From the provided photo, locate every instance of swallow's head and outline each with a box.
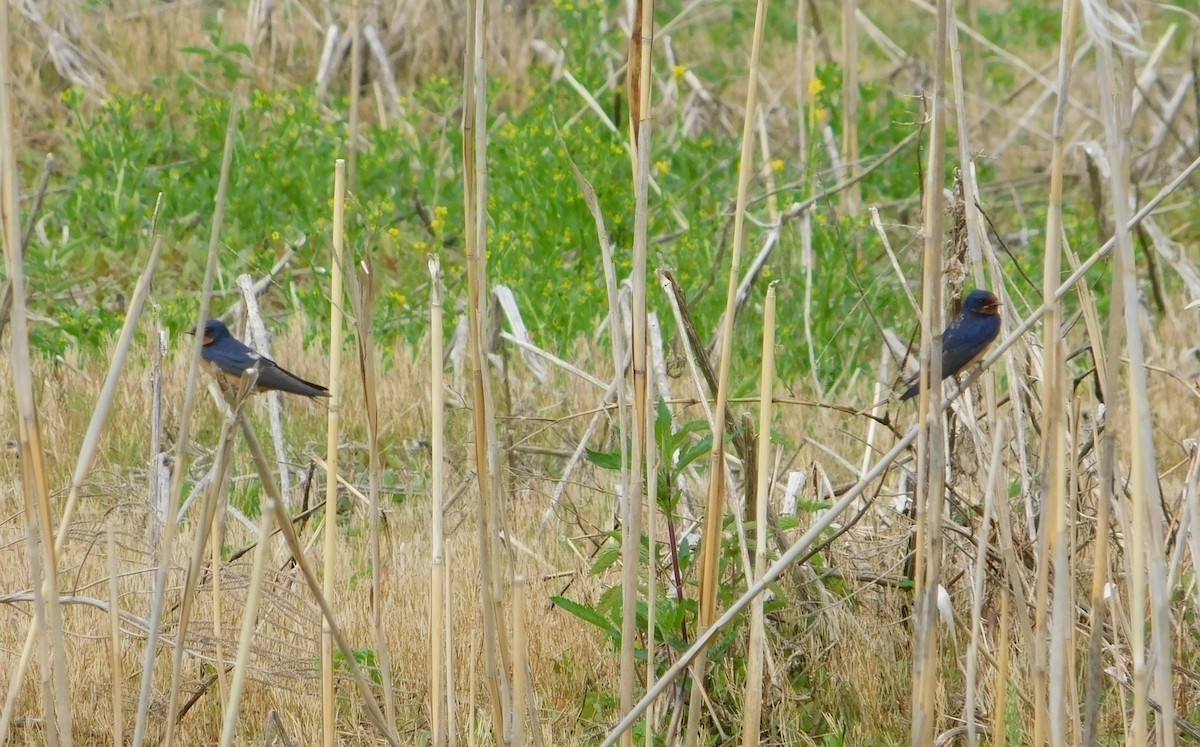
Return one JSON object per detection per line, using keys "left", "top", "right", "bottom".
{"left": 201, "top": 319, "right": 232, "bottom": 347}
{"left": 963, "top": 289, "right": 1002, "bottom": 317}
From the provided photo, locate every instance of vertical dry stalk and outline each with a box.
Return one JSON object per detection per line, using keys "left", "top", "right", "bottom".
{"left": 346, "top": 256, "right": 394, "bottom": 726}
{"left": 643, "top": 345, "right": 659, "bottom": 747}
{"left": 963, "top": 421, "right": 1004, "bottom": 745}
{"left": 686, "top": 1, "right": 769, "bottom": 741}
{"left": 429, "top": 255, "right": 448, "bottom": 746}
{"left": 348, "top": 3, "right": 361, "bottom": 191}
{"left": 1086, "top": 4, "right": 1175, "bottom": 744}
{"left": 623, "top": 1, "right": 654, "bottom": 743}
{"left": 1036, "top": 1, "right": 1080, "bottom": 743}
{"left": 2, "top": 224, "right": 164, "bottom": 739}
{"left": 840, "top": 0, "right": 859, "bottom": 215}
{"left": 741, "top": 282, "right": 778, "bottom": 747}
{"left": 512, "top": 576, "right": 528, "bottom": 747}
{"left": 217, "top": 459, "right": 277, "bottom": 747}
{"left": 142, "top": 8, "right": 261, "bottom": 743}
{"left": 106, "top": 527, "right": 124, "bottom": 746}
{"left": 0, "top": 0, "right": 72, "bottom": 739}
{"left": 910, "top": 0, "right": 950, "bottom": 741}
{"left": 237, "top": 274, "right": 292, "bottom": 505}
{"left": 463, "top": 0, "right": 511, "bottom": 735}
{"left": 321, "top": 158, "right": 348, "bottom": 747}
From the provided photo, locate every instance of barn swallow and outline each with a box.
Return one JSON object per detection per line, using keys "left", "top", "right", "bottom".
{"left": 197, "top": 320, "right": 330, "bottom": 398}
{"left": 900, "top": 289, "right": 1002, "bottom": 401}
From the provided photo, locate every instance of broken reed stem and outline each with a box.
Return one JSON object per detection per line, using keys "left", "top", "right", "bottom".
{"left": 741, "top": 282, "right": 778, "bottom": 747}
{"left": 512, "top": 576, "right": 528, "bottom": 747}
{"left": 348, "top": 2, "right": 361, "bottom": 191}
{"left": 1090, "top": 8, "right": 1176, "bottom": 742}
{"left": 841, "top": 0, "right": 859, "bottom": 216}
{"left": 964, "top": 421, "right": 1005, "bottom": 744}
{"left": 106, "top": 527, "right": 124, "bottom": 747}
{"left": 0, "top": 223, "right": 164, "bottom": 740}
{"left": 623, "top": 0, "right": 654, "bottom": 741}
{"left": 0, "top": 1, "right": 72, "bottom": 738}
{"left": 237, "top": 274, "right": 293, "bottom": 507}
{"left": 238, "top": 417, "right": 400, "bottom": 745}
{"left": 643, "top": 349, "right": 659, "bottom": 747}
{"left": 463, "top": 0, "right": 511, "bottom": 734}
{"left": 217, "top": 461, "right": 276, "bottom": 747}
{"left": 430, "top": 255, "right": 447, "bottom": 747}
{"left": 910, "top": 0, "right": 949, "bottom": 742}
{"left": 322, "top": 158, "right": 347, "bottom": 747}
{"left": 1037, "top": 1, "right": 1079, "bottom": 742}
{"left": 142, "top": 5, "right": 261, "bottom": 741}
{"left": 686, "top": 0, "right": 768, "bottom": 743}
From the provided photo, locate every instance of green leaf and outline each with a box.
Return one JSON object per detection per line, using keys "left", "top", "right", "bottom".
{"left": 550, "top": 596, "right": 618, "bottom": 635}
{"left": 585, "top": 447, "right": 623, "bottom": 471}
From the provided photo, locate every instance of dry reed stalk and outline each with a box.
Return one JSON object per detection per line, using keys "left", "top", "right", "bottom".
{"left": 237, "top": 274, "right": 293, "bottom": 506}
{"left": 910, "top": 0, "right": 949, "bottom": 741}
{"left": 1034, "top": 2, "right": 1080, "bottom": 743}
{"left": 144, "top": 8, "right": 261, "bottom": 743}
{"left": 0, "top": 2, "right": 72, "bottom": 739}
{"left": 464, "top": 0, "right": 512, "bottom": 735}
{"left": 623, "top": 1, "right": 654, "bottom": 742}
{"left": 347, "top": 249, "right": 394, "bottom": 725}
{"left": 348, "top": 4, "right": 361, "bottom": 191}
{"left": 1088, "top": 4, "right": 1176, "bottom": 743}
{"left": 237, "top": 417, "right": 399, "bottom": 745}
{"left": 605, "top": 421, "right": 924, "bottom": 746}
{"left": 217, "top": 452, "right": 277, "bottom": 747}
{"left": 741, "top": 281, "right": 777, "bottom": 747}
{"left": 840, "top": 0, "right": 859, "bottom": 216}
{"left": 963, "top": 421, "right": 1004, "bottom": 745}
{"left": 106, "top": 527, "right": 123, "bottom": 746}
{"left": 321, "top": 158, "right": 347, "bottom": 747}
{"left": 643, "top": 349, "right": 659, "bottom": 747}
{"left": 1, "top": 223, "right": 164, "bottom": 739}
{"left": 429, "top": 255, "right": 448, "bottom": 746}
{"left": 512, "top": 576, "right": 528, "bottom": 747}
{"left": 685, "top": 0, "right": 768, "bottom": 742}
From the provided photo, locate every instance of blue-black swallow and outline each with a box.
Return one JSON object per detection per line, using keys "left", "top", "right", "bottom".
{"left": 198, "top": 320, "right": 329, "bottom": 398}
{"left": 900, "top": 289, "right": 1002, "bottom": 401}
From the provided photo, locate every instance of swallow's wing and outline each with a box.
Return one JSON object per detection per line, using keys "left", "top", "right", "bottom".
{"left": 253, "top": 362, "right": 330, "bottom": 398}
{"left": 940, "top": 314, "right": 1001, "bottom": 378}
{"left": 203, "top": 339, "right": 264, "bottom": 377}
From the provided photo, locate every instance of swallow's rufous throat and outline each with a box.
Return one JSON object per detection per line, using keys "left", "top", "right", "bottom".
{"left": 198, "top": 320, "right": 330, "bottom": 398}
{"left": 900, "top": 289, "right": 1002, "bottom": 401}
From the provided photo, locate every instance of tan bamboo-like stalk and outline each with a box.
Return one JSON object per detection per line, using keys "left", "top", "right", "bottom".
{"left": 1037, "top": 2, "right": 1079, "bottom": 743}
{"left": 145, "top": 8, "right": 260, "bottom": 743}
{"left": 321, "top": 158, "right": 348, "bottom": 747}
{"left": 741, "top": 282, "right": 777, "bottom": 747}
{"left": 0, "top": 2, "right": 72, "bottom": 739}
{"left": 964, "top": 421, "right": 1004, "bottom": 745}
{"left": 990, "top": 589, "right": 1011, "bottom": 747}
{"left": 429, "top": 255, "right": 447, "bottom": 747}
{"left": 643, "top": 346, "right": 658, "bottom": 747}
{"left": 217, "top": 458, "right": 276, "bottom": 747}
{"left": 685, "top": 1, "right": 769, "bottom": 744}
{"left": 347, "top": 253, "right": 394, "bottom": 726}
{"left": 910, "top": 0, "right": 949, "bottom": 742}
{"left": 1, "top": 222, "right": 164, "bottom": 741}
{"left": 348, "top": 2, "right": 361, "bottom": 191}
{"left": 623, "top": 1, "right": 654, "bottom": 743}
{"left": 239, "top": 417, "right": 399, "bottom": 745}
{"left": 106, "top": 527, "right": 124, "bottom": 746}
{"left": 1089, "top": 9, "right": 1174, "bottom": 743}
{"left": 512, "top": 576, "right": 528, "bottom": 747}
{"left": 840, "top": 0, "right": 859, "bottom": 216}
{"left": 463, "top": 0, "right": 511, "bottom": 734}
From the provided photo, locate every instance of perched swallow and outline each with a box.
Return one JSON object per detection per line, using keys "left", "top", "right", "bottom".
{"left": 198, "top": 320, "right": 330, "bottom": 398}
{"left": 900, "top": 289, "right": 1002, "bottom": 401}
